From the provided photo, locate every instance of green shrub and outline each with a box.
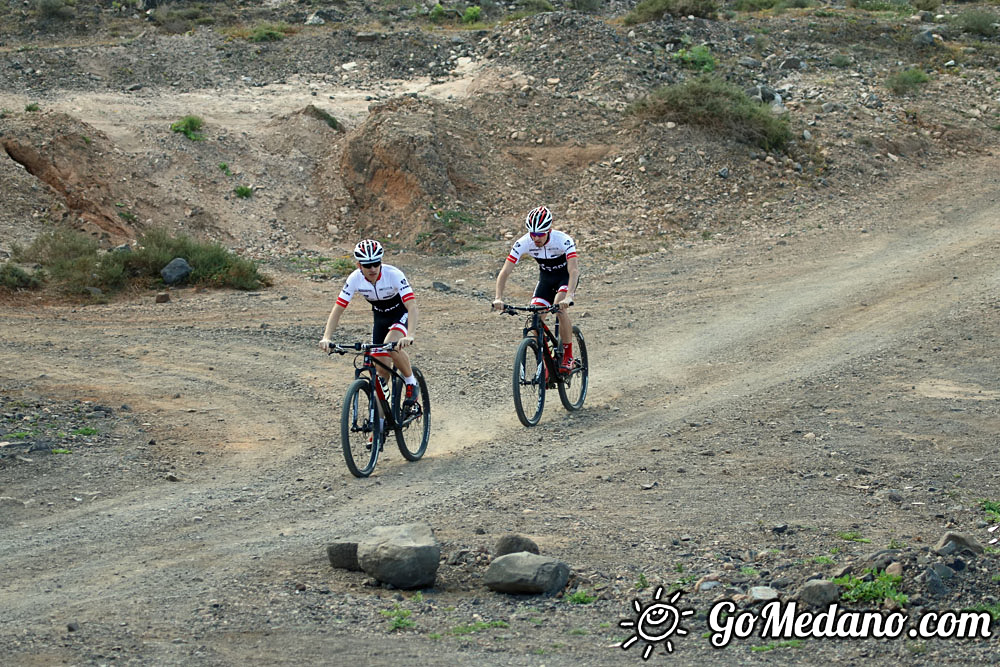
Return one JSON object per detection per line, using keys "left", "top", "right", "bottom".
{"left": 833, "top": 570, "right": 908, "bottom": 606}
{"left": 12, "top": 227, "right": 270, "bottom": 294}
{"left": 673, "top": 44, "right": 715, "bottom": 72}
{"left": 957, "top": 10, "right": 998, "bottom": 37}
{"left": 151, "top": 5, "right": 213, "bottom": 34}
{"left": 886, "top": 68, "right": 929, "bottom": 95}
{"left": 628, "top": 75, "right": 791, "bottom": 151}
{"left": 980, "top": 499, "right": 1000, "bottom": 522}
{"left": 170, "top": 115, "right": 205, "bottom": 141}
{"left": 35, "top": 0, "right": 75, "bottom": 20}
{"left": 462, "top": 5, "right": 481, "bottom": 23}
{"left": 911, "top": 0, "right": 939, "bottom": 11}
{"left": 12, "top": 228, "right": 104, "bottom": 293}
{"left": 846, "top": 0, "right": 909, "bottom": 11}
{"left": 234, "top": 185, "right": 253, "bottom": 198}
{"left": 624, "top": 0, "right": 717, "bottom": 24}
{"left": 732, "top": 0, "right": 776, "bottom": 10}
{"left": 567, "top": 589, "right": 597, "bottom": 604}
{"left": 25, "top": 102, "right": 40, "bottom": 112}
{"left": 429, "top": 3, "right": 447, "bottom": 21}
{"left": 831, "top": 53, "right": 851, "bottom": 68}
{"left": 570, "top": 0, "right": 603, "bottom": 11}
{"left": 249, "top": 22, "right": 293, "bottom": 42}
{"left": 518, "top": 0, "right": 555, "bottom": 12}
{"left": 128, "top": 228, "right": 268, "bottom": 289}
{"left": 0, "top": 262, "right": 43, "bottom": 290}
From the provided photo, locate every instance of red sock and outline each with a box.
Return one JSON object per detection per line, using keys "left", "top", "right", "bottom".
{"left": 564, "top": 342, "right": 572, "bottom": 358}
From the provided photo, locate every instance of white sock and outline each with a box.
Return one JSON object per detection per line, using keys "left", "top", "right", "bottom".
{"left": 404, "top": 374, "right": 416, "bottom": 385}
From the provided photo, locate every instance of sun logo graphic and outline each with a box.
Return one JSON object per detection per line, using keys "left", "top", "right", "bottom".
{"left": 619, "top": 586, "right": 696, "bottom": 659}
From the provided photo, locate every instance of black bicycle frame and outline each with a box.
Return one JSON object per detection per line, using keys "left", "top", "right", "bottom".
{"left": 335, "top": 342, "right": 402, "bottom": 428}
{"left": 507, "top": 305, "right": 564, "bottom": 381}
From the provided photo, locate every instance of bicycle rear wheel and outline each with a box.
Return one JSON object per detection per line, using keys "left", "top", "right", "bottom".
{"left": 513, "top": 337, "right": 545, "bottom": 427}
{"left": 341, "top": 377, "right": 381, "bottom": 478}
{"left": 557, "top": 325, "right": 589, "bottom": 411}
{"left": 394, "top": 367, "right": 430, "bottom": 461}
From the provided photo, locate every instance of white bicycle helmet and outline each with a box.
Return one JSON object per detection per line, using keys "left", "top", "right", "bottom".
{"left": 525, "top": 206, "right": 553, "bottom": 233}
{"left": 353, "top": 239, "right": 384, "bottom": 265}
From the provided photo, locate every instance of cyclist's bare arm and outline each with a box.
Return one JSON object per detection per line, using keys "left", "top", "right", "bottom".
{"left": 557, "top": 255, "right": 580, "bottom": 310}
{"left": 394, "top": 299, "right": 418, "bottom": 349}
{"left": 493, "top": 260, "right": 515, "bottom": 310}
{"left": 320, "top": 302, "right": 347, "bottom": 350}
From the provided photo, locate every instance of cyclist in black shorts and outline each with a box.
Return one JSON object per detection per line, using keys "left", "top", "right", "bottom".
{"left": 319, "top": 239, "right": 421, "bottom": 406}
{"left": 492, "top": 206, "right": 580, "bottom": 373}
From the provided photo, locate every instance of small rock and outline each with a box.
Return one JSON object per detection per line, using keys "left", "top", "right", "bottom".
{"left": 495, "top": 534, "right": 539, "bottom": 557}
{"left": 798, "top": 579, "right": 839, "bottom": 607}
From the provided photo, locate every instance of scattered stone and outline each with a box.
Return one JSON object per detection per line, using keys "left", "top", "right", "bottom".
{"left": 922, "top": 567, "right": 946, "bottom": 597}
{"left": 748, "top": 586, "right": 780, "bottom": 603}
{"left": 327, "top": 541, "right": 361, "bottom": 571}
{"left": 799, "top": 579, "right": 840, "bottom": 607}
{"left": 494, "top": 534, "right": 539, "bottom": 557}
{"left": 484, "top": 552, "right": 569, "bottom": 595}
{"left": 933, "top": 531, "right": 984, "bottom": 556}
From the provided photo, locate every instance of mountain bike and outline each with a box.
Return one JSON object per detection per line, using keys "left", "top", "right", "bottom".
{"left": 501, "top": 304, "right": 589, "bottom": 427}
{"left": 328, "top": 341, "right": 430, "bottom": 477}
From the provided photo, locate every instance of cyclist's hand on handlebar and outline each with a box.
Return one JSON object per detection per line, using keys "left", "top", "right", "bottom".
{"left": 395, "top": 336, "right": 414, "bottom": 350}
{"left": 558, "top": 299, "right": 573, "bottom": 312}
{"left": 319, "top": 338, "right": 333, "bottom": 351}
{"left": 491, "top": 299, "right": 504, "bottom": 312}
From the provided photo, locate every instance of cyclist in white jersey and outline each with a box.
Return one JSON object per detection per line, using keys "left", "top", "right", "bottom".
{"left": 492, "top": 206, "right": 580, "bottom": 373}
{"left": 319, "top": 239, "right": 421, "bottom": 406}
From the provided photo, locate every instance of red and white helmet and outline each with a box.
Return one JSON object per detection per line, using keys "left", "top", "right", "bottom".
{"left": 353, "top": 239, "right": 384, "bottom": 265}
{"left": 524, "top": 206, "right": 553, "bottom": 233}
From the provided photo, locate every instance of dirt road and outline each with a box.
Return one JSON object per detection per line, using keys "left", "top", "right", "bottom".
{"left": 2, "top": 151, "right": 998, "bottom": 664}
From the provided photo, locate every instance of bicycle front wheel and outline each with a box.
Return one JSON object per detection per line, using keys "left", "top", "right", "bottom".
{"left": 513, "top": 337, "right": 545, "bottom": 427}
{"left": 558, "top": 325, "right": 589, "bottom": 411}
{"left": 394, "top": 367, "right": 430, "bottom": 461}
{"left": 341, "top": 377, "right": 381, "bottom": 478}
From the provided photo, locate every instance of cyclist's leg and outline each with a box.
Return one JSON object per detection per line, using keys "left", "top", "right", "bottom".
{"left": 553, "top": 285, "right": 573, "bottom": 334}
{"left": 371, "top": 314, "right": 394, "bottom": 386}
{"left": 385, "top": 323, "right": 412, "bottom": 379}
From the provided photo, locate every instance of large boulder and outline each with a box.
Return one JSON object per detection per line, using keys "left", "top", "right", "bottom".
{"left": 484, "top": 552, "right": 569, "bottom": 595}
{"left": 356, "top": 523, "right": 440, "bottom": 589}
{"left": 160, "top": 257, "right": 192, "bottom": 285}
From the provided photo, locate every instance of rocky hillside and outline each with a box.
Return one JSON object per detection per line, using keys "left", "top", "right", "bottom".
{"left": 1, "top": 1, "right": 999, "bottom": 261}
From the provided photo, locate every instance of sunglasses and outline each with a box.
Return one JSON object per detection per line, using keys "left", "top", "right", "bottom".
{"left": 529, "top": 232, "right": 548, "bottom": 238}
{"left": 360, "top": 261, "right": 381, "bottom": 269}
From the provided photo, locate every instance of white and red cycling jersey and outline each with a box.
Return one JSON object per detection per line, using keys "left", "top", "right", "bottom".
{"left": 505, "top": 230, "right": 578, "bottom": 273}
{"left": 335, "top": 264, "right": 415, "bottom": 314}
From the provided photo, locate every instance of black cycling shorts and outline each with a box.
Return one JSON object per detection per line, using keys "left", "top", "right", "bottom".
{"left": 532, "top": 268, "right": 571, "bottom": 306}
{"left": 372, "top": 308, "right": 409, "bottom": 356}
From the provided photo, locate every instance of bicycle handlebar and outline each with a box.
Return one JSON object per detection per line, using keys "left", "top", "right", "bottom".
{"left": 327, "top": 341, "right": 399, "bottom": 355}
{"left": 501, "top": 304, "right": 561, "bottom": 315}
